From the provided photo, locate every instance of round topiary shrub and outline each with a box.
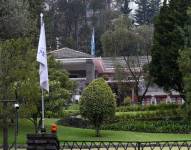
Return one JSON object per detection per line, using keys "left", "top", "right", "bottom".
{"left": 80, "top": 78, "right": 116, "bottom": 137}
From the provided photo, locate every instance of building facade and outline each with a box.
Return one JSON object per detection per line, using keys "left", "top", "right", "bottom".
{"left": 50, "top": 47, "right": 184, "bottom": 105}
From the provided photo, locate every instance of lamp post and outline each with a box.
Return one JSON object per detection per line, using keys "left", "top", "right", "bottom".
{"left": 14, "top": 103, "right": 19, "bottom": 150}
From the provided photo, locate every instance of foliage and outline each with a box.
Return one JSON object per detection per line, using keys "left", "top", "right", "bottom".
{"left": 116, "top": 104, "right": 179, "bottom": 112}
{"left": 150, "top": 0, "right": 191, "bottom": 94}
{"left": 115, "top": 109, "right": 181, "bottom": 121}
{"left": 45, "top": 56, "right": 75, "bottom": 117}
{"left": 103, "top": 120, "right": 191, "bottom": 133}
{"left": 101, "top": 15, "right": 153, "bottom": 104}
{"left": 101, "top": 16, "right": 139, "bottom": 56}
{"left": 123, "top": 96, "right": 131, "bottom": 106}
{"left": 0, "top": 37, "right": 40, "bottom": 144}
{"left": 80, "top": 78, "right": 116, "bottom": 137}
{"left": 0, "top": 0, "right": 43, "bottom": 42}
{"left": 135, "top": 0, "right": 161, "bottom": 25}
{"left": 178, "top": 7, "right": 191, "bottom": 121}
{"left": 101, "top": 15, "right": 153, "bottom": 56}
{"left": 178, "top": 48, "right": 191, "bottom": 120}
{"left": 67, "top": 103, "right": 80, "bottom": 110}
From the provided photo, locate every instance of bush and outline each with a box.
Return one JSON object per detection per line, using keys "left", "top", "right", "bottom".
{"left": 115, "top": 109, "right": 182, "bottom": 121}
{"left": 57, "top": 117, "right": 90, "bottom": 128}
{"left": 62, "top": 110, "right": 80, "bottom": 118}
{"left": 102, "top": 120, "right": 191, "bottom": 133}
{"left": 80, "top": 78, "right": 116, "bottom": 137}
{"left": 123, "top": 96, "right": 131, "bottom": 106}
{"left": 116, "top": 104, "right": 179, "bottom": 112}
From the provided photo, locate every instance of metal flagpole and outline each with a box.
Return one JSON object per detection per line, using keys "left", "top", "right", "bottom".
{"left": 40, "top": 14, "right": 45, "bottom": 132}
{"left": 41, "top": 89, "right": 45, "bottom": 131}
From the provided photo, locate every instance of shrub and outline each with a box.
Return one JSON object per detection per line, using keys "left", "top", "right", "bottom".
{"left": 102, "top": 120, "right": 191, "bottom": 133}
{"left": 115, "top": 109, "right": 182, "bottom": 121}
{"left": 80, "top": 78, "right": 116, "bottom": 137}
{"left": 123, "top": 96, "right": 131, "bottom": 106}
{"left": 116, "top": 104, "right": 179, "bottom": 112}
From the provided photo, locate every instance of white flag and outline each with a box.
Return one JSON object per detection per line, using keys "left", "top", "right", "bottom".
{"left": 37, "top": 14, "right": 49, "bottom": 92}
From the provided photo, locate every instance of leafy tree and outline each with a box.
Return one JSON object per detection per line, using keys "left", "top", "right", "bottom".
{"left": 45, "top": 56, "right": 75, "bottom": 116}
{"left": 150, "top": 0, "right": 191, "bottom": 95}
{"left": 80, "top": 78, "right": 116, "bottom": 137}
{"left": 0, "top": 38, "right": 35, "bottom": 149}
{"left": 20, "top": 55, "right": 75, "bottom": 133}
{"left": 0, "top": 0, "right": 30, "bottom": 41}
{"left": 101, "top": 16, "right": 139, "bottom": 56}
{"left": 101, "top": 16, "right": 152, "bottom": 104}
{"left": 0, "top": 0, "right": 44, "bottom": 42}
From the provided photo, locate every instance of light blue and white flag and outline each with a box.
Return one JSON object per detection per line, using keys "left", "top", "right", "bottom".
{"left": 91, "top": 28, "right": 95, "bottom": 56}
{"left": 37, "top": 13, "right": 49, "bottom": 92}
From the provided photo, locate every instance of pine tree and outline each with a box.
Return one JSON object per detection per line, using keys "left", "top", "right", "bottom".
{"left": 148, "top": 0, "right": 161, "bottom": 23}
{"left": 150, "top": 0, "right": 191, "bottom": 95}
{"left": 135, "top": 0, "right": 150, "bottom": 24}
{"left": 135, "top": 0, "right": 161, "bottom": 25}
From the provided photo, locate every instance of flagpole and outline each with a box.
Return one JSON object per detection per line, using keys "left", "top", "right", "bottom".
{"left": 41, "top": 89, "right": 45, "bottom": 132}
{"left": 40, "top": 13, "right": 45, "bottom": 133}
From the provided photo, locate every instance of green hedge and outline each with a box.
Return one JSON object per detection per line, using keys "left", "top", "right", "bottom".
{"left": 102, "top": 120, "right": 191, "bottom": 133}
{"left": 116, "top": 104, "right": 179, "bottom": 112}
{"left": 115, "top": 109, "right": 181, "bottom": 121}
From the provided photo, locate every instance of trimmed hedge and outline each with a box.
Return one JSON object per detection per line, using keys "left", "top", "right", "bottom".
{"left": 102, "top": 120, "right": 191, "bottom": 133}
{"left": 116, "top": 104, "right": 179, "bottom": 112}
{"left": 115, "top": 109, "right": 182, "bottom": 121}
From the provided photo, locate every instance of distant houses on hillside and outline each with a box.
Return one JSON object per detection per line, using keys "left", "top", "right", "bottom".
{"left": 49, "top": 47, "right": 184, "bottom": 105}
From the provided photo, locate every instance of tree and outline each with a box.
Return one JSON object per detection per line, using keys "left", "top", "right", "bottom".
{"left": 80, "top": 78, "right": 116, "bottom": 137}
{"left": 20, "top": 55, "right": 75, "bottom": 133}
{"left": 178, "top": 48, "right": 191, "bottom": 120}
{"left": 45, "top": 56, "right": 75, "bottom": 116}
{"left": 101, "top": 16, "right": 152, "bottom": 104}
{"left": 0, "top": 38, "right": 35, "bottom": 150}
{"left": 0, "top": 0, "right": 44, "bottom": 42}
{"left": 135, "top": 0, "right": 150, "bottom": 24}
{"left": 46, "top": 0, "right": 87, "bottom": 50}
{"left": 135, "top": 0, "right": 161, "bottom": 25}
{"left": 178, "top": 7, "right": 191, "bottom": 120}
{"left": 101, "top": 16, "right": 139, "bottom": 56}
{"left": 150, "top": 0, "right": 191, "bottom": 96}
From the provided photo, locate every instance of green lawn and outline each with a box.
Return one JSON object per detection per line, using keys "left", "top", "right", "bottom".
{"left": 0, "top": 118, "right": 191, "bottom": 144}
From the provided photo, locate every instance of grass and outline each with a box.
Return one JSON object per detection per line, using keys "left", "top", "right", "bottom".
{"left": 1, "top": 118, "right": 191, "bottom": 144}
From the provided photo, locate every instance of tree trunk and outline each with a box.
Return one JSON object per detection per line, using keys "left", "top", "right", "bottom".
{"left": 140, "top": 79, "right": 151, "bottom": 104}
{"left": 135, "top": 83, "right": 141, "bottom": 104}
{"left": 95, "top": 126, "right": 100, "bottom": 137}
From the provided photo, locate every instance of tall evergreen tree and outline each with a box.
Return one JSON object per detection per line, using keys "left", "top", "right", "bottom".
{"left": 148, "top": 0, "right": 161, "bottom": 23}
{"left": 135, "top": 0, "right": 150, "bottom": 24}
{"left": 135, "top": 0, "right": 160, "bottom": 25}
{"left": 150, "top": 0, "right": 191, "bottom": 96}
